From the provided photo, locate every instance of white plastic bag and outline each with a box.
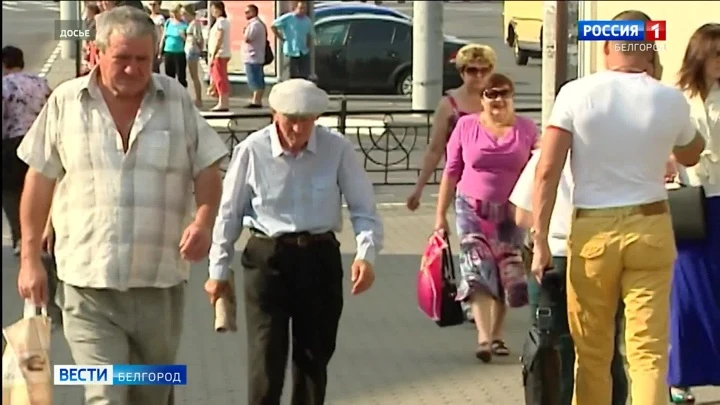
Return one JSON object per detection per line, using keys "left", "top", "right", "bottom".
{"left": 1, "top": 302, "right": 52, "bottom": 405}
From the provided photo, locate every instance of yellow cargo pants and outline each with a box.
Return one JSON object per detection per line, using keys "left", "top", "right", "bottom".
{"left": 566, "top": 200, "right": 676, "bottom": 405}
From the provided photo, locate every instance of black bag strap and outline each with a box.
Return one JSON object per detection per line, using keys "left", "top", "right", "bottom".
{"left": 536, "top": 270, "right": 562, "bottom": 333}
{"left": 441, "top": 232, "right": 457, "bottom": 282}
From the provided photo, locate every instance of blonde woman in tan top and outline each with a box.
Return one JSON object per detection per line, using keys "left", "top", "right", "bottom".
{"left": 407, "top": 44, "right": 497, "bottom": 211}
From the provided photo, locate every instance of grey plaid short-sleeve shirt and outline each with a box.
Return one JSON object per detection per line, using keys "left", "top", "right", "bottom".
{"left": 17, "top": 70, "right": 229, "bottom": 291}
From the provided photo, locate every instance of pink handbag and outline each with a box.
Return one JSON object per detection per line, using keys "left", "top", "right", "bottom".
{"left": 417, "top": 231, "right": 464, "bottom": 327}
{"left": 417, "top": 231, "right": 446, "bottom": 321}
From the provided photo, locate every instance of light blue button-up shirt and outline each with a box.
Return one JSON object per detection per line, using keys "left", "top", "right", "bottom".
{"left": 208, "top": 124, "right": 384, "bottom": 280}
{"left": 272, "top": 12, "right": 313, "bottom": 58}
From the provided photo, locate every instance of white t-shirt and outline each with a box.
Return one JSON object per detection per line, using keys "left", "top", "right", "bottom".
{"left": 509, "top": 151, "right": 574, "bottom": 257}
{"left": 151, "top": 14, "right": 165, "bottom": 26}
{"left": 548, "top": 71, "right": 697, "bottom": 208}
{"left": 209, "top": 16, "right": 232, "bottom": 58}
{"left": 151, "top": 14, "right": 165, "bottom": 47}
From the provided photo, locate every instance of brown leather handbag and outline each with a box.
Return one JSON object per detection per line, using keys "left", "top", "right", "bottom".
{"left": 667, "top": 183, "right": 707, "bottom": 241}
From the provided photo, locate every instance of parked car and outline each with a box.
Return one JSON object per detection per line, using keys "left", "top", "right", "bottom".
{"left": 314, "top": 2, "right": 411, "bottom": 21}
{"left": 502, "top": 0, "right": 542, "bottom": 65}
{"left": 314, "top": 14, "right": 467, "bottom": 95}
{"left": 502, "top": 0, "right": 579, "bottom": 67}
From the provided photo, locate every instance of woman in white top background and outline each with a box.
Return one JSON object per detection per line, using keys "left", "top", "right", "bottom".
{"left": 148, "top": 1, "right": 166, "bottom": 73}
{"left": 182, "top": 5, "right": 204, "bottom": 108}
{"left": 667, "top": 22, "right": 720, "bottom": 404}
{"left": 208, "top": 0, "right": 232, "bottom": 112}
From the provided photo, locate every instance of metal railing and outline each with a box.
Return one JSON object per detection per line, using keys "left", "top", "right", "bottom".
{"left": 203, "top": 99, "right": 541, "bottom": 186}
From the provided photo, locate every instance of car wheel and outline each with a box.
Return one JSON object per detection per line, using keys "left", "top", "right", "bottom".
{"left": 396, "top": 71, "right": 412, "bottom": 96}
{"left": 513, "top": 37, "right": 530, "bottom": 66}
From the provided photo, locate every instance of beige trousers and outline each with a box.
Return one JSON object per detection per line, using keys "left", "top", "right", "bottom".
{"left": 61, "top": 282, "right": 186, "bottom": 405}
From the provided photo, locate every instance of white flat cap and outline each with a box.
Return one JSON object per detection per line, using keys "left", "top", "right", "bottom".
{"left": 268, "top": 79, "right": 329, "bottom": 116}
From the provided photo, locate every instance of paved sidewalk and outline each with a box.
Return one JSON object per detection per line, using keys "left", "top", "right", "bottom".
{"left": 3, "top": 207, "right": 720, "bottom": 404}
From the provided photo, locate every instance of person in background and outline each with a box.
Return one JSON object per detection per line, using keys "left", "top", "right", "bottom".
{"left": 116, "top": 0, "right": 145, "bottom": 9}
{"left": 407, "top": 44, "right": 495, "bottom": 211}
{"left": 208, "top": 0, "right": 231, "bottom": 112}
{"left": 272, "top": 1, "right": 314, "bottom": 80}
{"left": 206, "top": 79, "right": 383, "bottom": 405}
{"left": 2, "top": 46, "right": 51, "bottom": 257}
{"left": 80, "top": 3, "right": 101, "bottom": 76}
{"left": 667, "top": 22, "right": 720, "bottom": 404}
{"left": 16, "top": 7, "right": 228, "bottom": 404}
{"left": 242, "top": 3, "right": 267, "bottom": 109}
{"left": 161, "top": 4, "right": 188, "bottom": 87}
{"left": 148, "top": 1, "right": 165, "bottom": 73}
{"left": 407, "top": 43, "right": 496, "bottom": 322}
{"left": 436, "top": 73, "right": 535, "bottom": 361}
{"left": 99, "top": 0, "right": 116, "bottom": 12}
{"left": 182, "top": 5, "right": 204, "bottom": 108}
{"left": 531, "top": 10, "right": 706, "bottom": 405}
{"left": 509, "top": 80, "right": 629, "bottom": 405}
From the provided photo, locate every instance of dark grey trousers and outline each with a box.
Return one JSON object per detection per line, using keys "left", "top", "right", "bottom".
{"left": 288, "top": 54, "right": 311, "bottom": 80}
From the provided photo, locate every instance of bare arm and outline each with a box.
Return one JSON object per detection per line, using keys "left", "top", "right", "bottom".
{"left": 435, "top": 115, "right": 465, "bottom": 222}
{"left": 157, "top": 21, "right": 166, "bottom": 56}
{"left": 306, "top": 24, "right": 314, "bottom": 49}
{"left": 193, "top": 163, "right": 223, "bottom": 230}
{"left": 413, "top": 98, "right": 452, "bottom": 194}
{"left": 15, "top": 95, "right": 64, "bottom": 263}
{"left": 271, "top": 26, "right": 284, "bottom": 41}
{"left": 436, "top": 174, "right": 458, "bottom": 220}
{"left": 532, "top": 127, "right": 571, "bottom": 242}
{"left": 673, "top": 134, "right": 705, "bottom": 167}
{"left": 187, "top": 92, "right": 230, "bottom": 230}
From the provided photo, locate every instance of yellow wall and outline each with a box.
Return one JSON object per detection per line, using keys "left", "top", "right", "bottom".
{"left": 582, "top": 1, "right": 720, "bottom": 86}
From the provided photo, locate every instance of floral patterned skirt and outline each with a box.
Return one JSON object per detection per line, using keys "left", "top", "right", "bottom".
{"left": 454, "top": 193, "right": 528, "bottom": 308}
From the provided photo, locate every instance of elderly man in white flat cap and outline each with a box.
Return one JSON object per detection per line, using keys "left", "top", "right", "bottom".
{"left": 206, "top": 78, "right": 384, "bottom": 405}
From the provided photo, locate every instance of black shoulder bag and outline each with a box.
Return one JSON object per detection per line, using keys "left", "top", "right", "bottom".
{"left": 263, "top": 40, "right": 275, "bottom": 66}
{"left": 522, "top": 270, "right": 562, "bottom": 405}
{"left": 667, "top": 183, "right": 707, "bottom": 241}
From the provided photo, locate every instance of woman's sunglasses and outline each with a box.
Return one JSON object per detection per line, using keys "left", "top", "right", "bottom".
{"left": 463, "top": 66, "right": 492, "bottom": 76}
{"left": 483, "top": 88, "right": 512, "bottom": 99}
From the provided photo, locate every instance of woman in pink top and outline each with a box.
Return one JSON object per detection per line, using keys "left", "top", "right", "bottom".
{"left": 435, "top": 73, "right": 536, "bottom": 361}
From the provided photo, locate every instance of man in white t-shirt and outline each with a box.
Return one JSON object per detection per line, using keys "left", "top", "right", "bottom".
{"left": 530, "top": 10, "right": 706, "bottom": 405}
{"left": 510, "top": 149, "right": 627, "bottom": 405}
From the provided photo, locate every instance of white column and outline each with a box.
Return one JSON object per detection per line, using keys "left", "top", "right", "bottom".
{"left": 412, "top": 2, "right": 443, "bottom": 110}
{"left": 541, "top": 1, "right": 557, "bottom": 128}
{"left": 60, "top": 0, "right": 79, "bottom": 60}
{"left": 541, "top": 1, "right": 570, "bottom": 127}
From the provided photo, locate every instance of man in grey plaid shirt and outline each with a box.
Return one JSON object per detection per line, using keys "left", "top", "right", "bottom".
{"left": 16, "top": 6, "right": 228, "bottom": 405}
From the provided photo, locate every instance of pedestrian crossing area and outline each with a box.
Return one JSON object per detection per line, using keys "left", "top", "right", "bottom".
{"left": 2, "top": 0, "right": 59, "bottom": 13}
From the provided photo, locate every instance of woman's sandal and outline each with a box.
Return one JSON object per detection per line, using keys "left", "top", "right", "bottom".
{"left": 491, "top": 340, "right": 510, "bottom": 356}
{"left": 669, "top": 387, "right": 695, "bottom": 404}
{"left": 475, "top": 342, "right": 492, "bottom": 363}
